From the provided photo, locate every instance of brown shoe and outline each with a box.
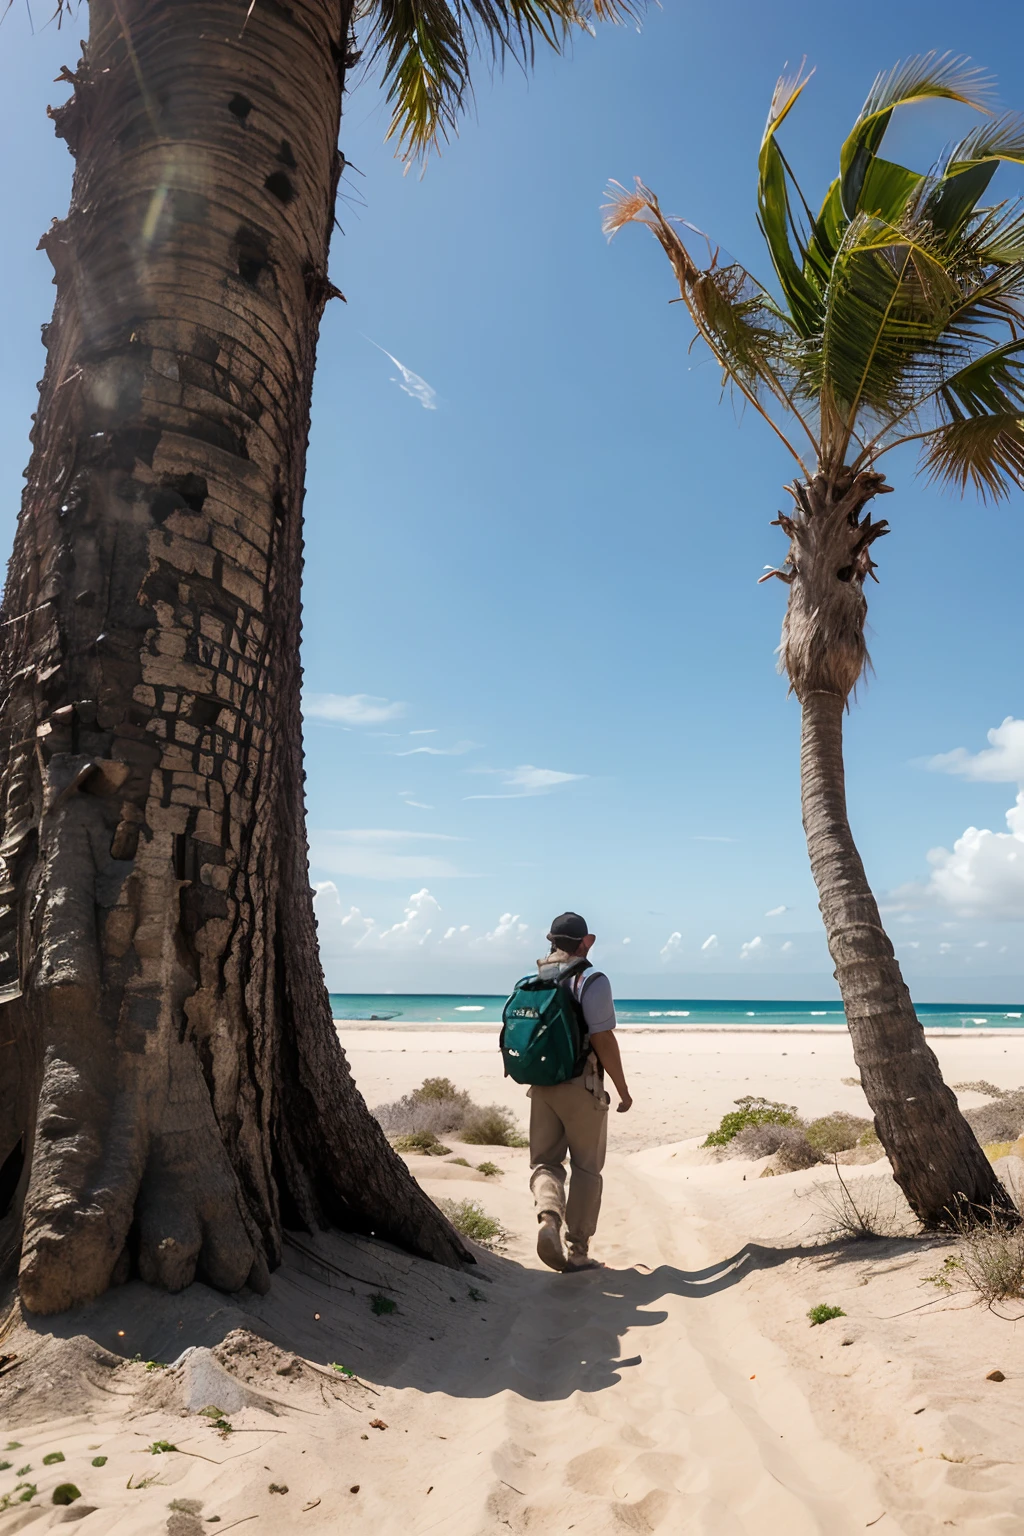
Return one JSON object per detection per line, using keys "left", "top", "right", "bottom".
{"left": 565, "top": 1246, "right": 603, "bottom": 1271}
{"left": 537, "top": 1216, "right": 567, "bottom": 1272}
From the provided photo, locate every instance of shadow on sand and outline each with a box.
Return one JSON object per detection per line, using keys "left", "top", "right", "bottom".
{"left": 9, "top": 1227, "right": 932, "bottom": 1409}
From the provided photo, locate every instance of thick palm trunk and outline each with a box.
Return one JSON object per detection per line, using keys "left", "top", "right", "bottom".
{"left": 777, "top": 471, "right": 1012, "bottom": 1226}
{"left": 0, "top": 0, "right": 467, "bottom": 1316}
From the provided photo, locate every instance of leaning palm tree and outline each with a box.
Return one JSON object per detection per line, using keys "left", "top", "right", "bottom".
{"left": 0, "top": 0, "right": 635, "bottom": 1316}
{"left": 605, "top": 54, "right": 1024, "bottom": 1225}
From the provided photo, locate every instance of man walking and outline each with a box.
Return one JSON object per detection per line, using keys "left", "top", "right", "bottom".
{"left": 526, "top": 912, "right": 631, "bottom": 1272}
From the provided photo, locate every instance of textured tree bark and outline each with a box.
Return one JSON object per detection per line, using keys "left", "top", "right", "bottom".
{"left": 774, "top": 470, "right": 1013, "bottom": 1225}
{"left": 0, "top": 0, "right": 468, "bottom": 1316}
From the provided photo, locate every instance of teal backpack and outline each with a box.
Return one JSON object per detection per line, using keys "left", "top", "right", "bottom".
{"left": 500, "top": 961, "right": 595, "bottom": 1086}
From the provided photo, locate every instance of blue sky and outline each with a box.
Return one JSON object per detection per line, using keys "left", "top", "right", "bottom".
{"left": 2, "top": 0, "right": 1024, "bottom": 998}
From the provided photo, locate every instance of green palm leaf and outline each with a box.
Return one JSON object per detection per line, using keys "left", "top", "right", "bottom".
{"left": 615, "top": 53, "right": 1024, "bottom": 499}
{"left": 363, "top": 0, "right": 638, "bottom": 161}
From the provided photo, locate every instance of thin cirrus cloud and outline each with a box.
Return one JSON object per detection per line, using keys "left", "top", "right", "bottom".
{"left": 397, "top": 740, "right": 480, "bottom": 757}
{"left": 303, "top": 692, "right": 405, "bottom": 726}
{"left": 740, "top": 935, "right": 763, "bottom": 959}
{"left": 701, "top": 934, "right": 718, "bottom": 952}
{"left": 366, "top": 337, "right": 438, "bottom": 411}
{"left": 465, "top": 765, "right": 587, "bottom": 800}
{"left": 764, "top": 905, "right": 789, "bottom": 917}
{"left": 660, "top": 932, "right": 682, "bottom": 960}
{"left": 309, "top": 829, "right": 468, "bottom": 881}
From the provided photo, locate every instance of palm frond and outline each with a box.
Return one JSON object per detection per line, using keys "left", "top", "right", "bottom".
{"left": 948, "top": 112, "right": 1024, "bottom": 173}
{"left": 603, "top": 180, "right": 814, "bottom": 464}
{"left": 364, "top": 0, "right": 638, "bottom": 162}
{"left": 840, "top": 53, "right": 993, "bottom": 219}
{"left": 923, "top": 412, "right": 1024, "bottom": 498}
{"left": 927, "top": 115, "right": 1024, "bottom": 237}
{"left": 758, "top": 62, "right": 823, "bottom": 335}
{"left": 814, "top": 215, "right": 962, "bottom": 446}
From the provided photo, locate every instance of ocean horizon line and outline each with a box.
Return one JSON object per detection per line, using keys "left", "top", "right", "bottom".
{"left": 328, "top": 992, "right": 1024, "bottom": 1028}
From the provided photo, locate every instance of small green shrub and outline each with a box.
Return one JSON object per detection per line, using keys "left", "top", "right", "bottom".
{"left": 391, "top": 1130, "right": 451, "bottom": 1156}
{"left": 370, "top": 1292, "right": 397, "bottom": 1316}
{"left": 42, "top": 1452, "right": 64, "bottom": 1466}
{"left": 805, "top": 1112, "right": 873, "bottom": 1155}
{"left": 436, "top": 1197, "right": 507, "bottom": 1248}
{"left": 91, "top": 1456, "right": 107, "bottom": 1467}
{"left": 808, "top": 1303, "right": 846, "bottom": 1325}
{"left": 461, "top": 1106, "right": 527, "bottom": 1147}
{"left": 331, "top": 1363, "right": 355, "bottom": 1377}
{"left": 953, "top": 1080, "right": 1007, "bottom": 1098}
{"left": 703, "top": 1096, "right": 800, "bottom": 1148}
{"left": 3, "top": 1443, "right": 21, "bottom": 1451}
{"left": 476, "top": 1162, "right": 502, "bottom": 1177}
{"left": 0, "top": 1462, "right": 9, "bottom": 1472}
{"left": 52, "top": 1484, "right": 80, "bottom": 1507}
{"left": 16, "top": 1465, "right": 30, "bottom": 1477}
{"left": 149, "top": 1440, "right": 177, "bottom": 1454}
{"left": 858, "top": 1124, "right": 880, "bottom": 1146}
{"left": 411, "top": 1077, "right": 470, "bottom": 1106}
{"left": 449, "top": 1157, "right": 471, "bottom": 1166}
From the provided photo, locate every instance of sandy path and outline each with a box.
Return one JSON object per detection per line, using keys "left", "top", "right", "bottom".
{"left": 392, "top": 1146, "right": 892, "bottom": 1536}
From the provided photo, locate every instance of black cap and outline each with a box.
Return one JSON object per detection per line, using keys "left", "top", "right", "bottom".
{"left": 547, "top": 911, "right": 589, "bottom": 944}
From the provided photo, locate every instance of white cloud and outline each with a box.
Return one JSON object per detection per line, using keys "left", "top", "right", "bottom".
{"left": 309, "top": 829, "right": 467, "bottom": 881}
{"left": 660, "top": 932, "right": 682, "bottom": 960}
{"left": 314, "top": 885, "right": 533, "bottom": 958}
{"left": 765, "top": 905, "right": 789, "bottom": 917}
{"left": 397, "top": 741, "right": 479, "bottom": 757}
{"left": 897, "top": 792, "right": 1024, "bottom": 919}
{"left": 781, "top": 940, "right": 793, "bottom": 952}
{"left": 465, "top": 765, "right": 586, "bottom": 800}
{"left": 304, "top": 692, "right": 405, "bottom": 726}
{"left": 928, "top": 718, "right": 1024, "bottom": 782}
{"left": 368, "top": 338, "right": 438, "bottom": 410}
{"left": 401, "top": 800, "right": 434, "bottom": 810}
{"left": 409, "top": 729, "right": 438, "bottom": 736}
{"left": 701, "top": 934, "right": 718, "bottom": 952}
{"left": 740, "top": 935, "right": 763, "bottom": 959}
{"left": 622, "top": 937, "right": 632, "bottom": 945}
{"left": 693, "top": 835, "right": 737, "bottom": 843}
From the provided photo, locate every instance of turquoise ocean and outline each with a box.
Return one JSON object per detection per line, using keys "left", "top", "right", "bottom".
{"left": 330, "top": 995, "right": 1024, "bottom": 1028}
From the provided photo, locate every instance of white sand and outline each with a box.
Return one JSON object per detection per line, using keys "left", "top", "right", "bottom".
{"left": 2, "top": 1025, "right": 1024, "bottom": 1534}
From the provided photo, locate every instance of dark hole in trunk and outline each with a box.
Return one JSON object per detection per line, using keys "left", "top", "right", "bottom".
{"left": 236, "top": 226, "right": 269, "bottom": 287}
{"left": 0, "top": 1137, "right": 25, "bottom": 1220}
{"left": 264, "top": 171, "right": 294, "bottom": 204}
{"left": 277, "top": 140, "right": 297, "bottom": 168}
{"left": 836, "top": 565, "right": 854, "bottom": 582}
{"left": 228, "top": 93, "right": 253, "bottom": 121}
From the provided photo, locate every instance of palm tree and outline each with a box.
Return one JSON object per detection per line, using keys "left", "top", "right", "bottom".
{"left": 605, "top": 54, "right": 1024, "bottom": 1225}
{"left": 0, "top": 0, "right": 636, "bottom": 1316}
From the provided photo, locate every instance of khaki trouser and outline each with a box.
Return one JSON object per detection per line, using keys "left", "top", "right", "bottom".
{"left": 528, "top": 1067, "right": 610, "bottom": 1253}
